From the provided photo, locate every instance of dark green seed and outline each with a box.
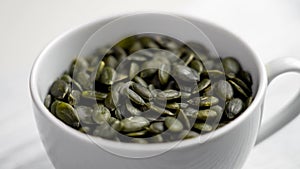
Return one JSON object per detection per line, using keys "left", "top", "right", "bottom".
{"left": 50, "top": 100, "right": 62, "bottom": 116}
{"left": 103, "top": 55, "right": 118, "bottom": 68}
{"left": 126, "top": 100, "right": 142, "bottom": 116}
{"left": 44, "top": 94, "right": 52, "bottom": 109}
{"left": 133, "top": 76, "right": 148, "bottom": 88}
{"left": 68, "top": 90, "right": 81, "bottom": 105}
{"left": 56, "top": 102, "right": 80, "bottom": 128}
{"left": 121, "top": 116, "right": 150, "bottom": 132}
{"left": 214, "top": 80, "right": 234, "bottom": 100}
{"left": 50, "top": 79, "right": 69, "bottom": 99}
{"left": 126, "top": 88, "right": 146, "bottom": 105}
{"left": 226, "top": 98, "right": 244, "bottom": 119}
{"left": 76, "top": 106, "right": 94, "bottom": 124}
{"left": 192, "top": 78, "right": 211, "bottom": 94}
{"left": 189, "top": 59, "right": 204, "bottom": 74}
{"left": 99, "top": 67, "right": 116, "bottom": 85}
{"left": 92, "top": 104, "right": 111, "bottom": 124}
{"left": 172, "top": 64, "right": 200, "bottom": 81}
{"left": 193, "top": 123, "right": 213, "bottom": 132}
{"left": 146, "top": 103, "right": 175, "bottom": 116}
{"left": 187, "top": 96, "right": 219, "bottom": 107}
{"left": 60, "top": 74, "right": 72, "bottom": 84}
{"left": 165, "top": 117, "right": 183, "bottom": 132}
{"left": 228, "top": 80, "right": 248, "bottom": 98}
{"left": 157, "top": 89, "right": 181, "bottom": 100}
{"left": 129, "top": 62, "right": 139, "bottom": 80}
{"left": 239, "top": 70, "right": 253, "bottom": 85}
{"left": 222, "top": 57, "right": 241, "bottom": 74}
{"left": 158, "top": 64, "right": 171, "bottom": 85}
{"left": 149, "top": 122, "right": 165, "bottom": 134}
{"left": 131, "top": 82, "right": 153, "bottom": 100}
{"left": 197, "top": 109, "right": 218, "bottom": 120}
{"left": 81, "top": 90, "right": 107, "bottom": 101}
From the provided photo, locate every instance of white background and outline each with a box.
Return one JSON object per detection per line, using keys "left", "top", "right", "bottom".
{"left": 1, "top": 0, "right": 300, "bottom": 168}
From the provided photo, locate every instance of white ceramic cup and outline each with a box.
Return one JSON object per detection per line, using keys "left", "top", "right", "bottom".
{"left": 30, "top": 13, "right": 300, "bottom": 169}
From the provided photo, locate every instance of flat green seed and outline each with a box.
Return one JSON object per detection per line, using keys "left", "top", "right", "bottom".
{"left": 165, "top": 102, "right": 181, "bottom": 110}
{"left": 131, "top": 138, "right": 148, "bottom": 144}
{"left": 238, "top": 70, "right": 253, "bottom": 85}
{"left": 151, "top": 134, "right": 164, "bottom": 143}
{"left": 50, "top": 79, "right": 69, "bottom": 99}
{"left": 126, "top": 100, "right": 142, "bottom": 116}
{"left": 148, "top": 122, "right": 165, "bottom": 134}
{"left": 76, "top": 106, "right": 94, "bottom": 124}
{"left": 111, "top": 120, "right": 123, "bottom": 132}
{"left": 193, "top": 123, "right": 213, "bottom": 132}
{"left": 184, "top": 53, "right": 195, "bottom": 66}
{"left": 50, "top": 100, "right": 62, "bottom": 116}
{"left": 92, "top": 104, "right": 111, "bottom": 124}
{"left": 214, "top": 80, "right": 234, "bottom": 100}
{"left": 226, "top": 98, "right": 244, "bottom": 119}
{"left": 133, "top": 76, "right": 148, "bottom": 88}
{"left": 202, "top": 70, "right": 225, "bottom": 78}
{"left": 157, "top": 89, "right": 181, "bottom": 100}
{"left": 245, "top": 96, "right": 253, "bottom": 107}
{"left": 81, "top": 90, "right": 108, "bottom": 101}
{"left": 158, "top": 64, "right": 170, "bottom": 85}
{"left": 192, "top": 79, "right": 211, "bottom": 94}
{"left": 179, "top": 130, "right": 200, "bottom": 140}
{"left": 187, "top": 96, "right": 219, "bottom": 107}
{"left": 95, "top": 61, "right": 105, "bottom": 81}
{"left": 44, "top": 94, "right": 52, "bottom": 109}
{"left": 197, "top": 109, "right": 218, "bottom": 120}
{"left": 121, "top": 116, "right": 150, "bottom": 132}
{"left": 177, "top": 109, "right": 191, "bottom": 129}
{"left": 75, "top": 71, "right": 91, "bottom": 90}
{"left": 126, "top": 88, "right": 146, "bottom": 105}
{"left": 165, "top": 117, "right": 183, "bottom": 132}
{"left": 189, "top": 59, "right": 204, "bottom": 74}
{"left": 56, "top": 102, "right": 80, "bottom": 128}
{"left": 222, "top": 57, "right": 241, "bottom": 74}
{"left": 126, "top": 130, "right": 148, "bottom": 137}
{"left": 140, "top": 36, "right": 159, "bottom": 48}
{"left": 146, "top": 103, "right": 175, "bottom": 116}
{"left": 68, "top": 90, "right": 81, "bottom": 105}
{"left": 93, "top": 124, "right": 115, "bottom": 139}
{"left": 104, "top": 93, "right": 116, "bottom": 110}
{"left": 228, "top": 80, "right": 248, "bottom": 98}
{"left": 99, "top": 67, "right": 116, "bottom": 85}
{"left": 131, "top": 82, "right": 153, "bottom": 100}
{"left": 103, "top": 55, "right": 118, "bottom": 68}
{"left": 182, "top": 107, "right": 198, "bottom": 119}
{"left": 129, "top": 62, "right": 140, "bottom": 80}
{"left": 231, "top": 77, "right": 252, "bottom": 95}
{"left": 172, "top": 64, "right": 200, "bottom": 81}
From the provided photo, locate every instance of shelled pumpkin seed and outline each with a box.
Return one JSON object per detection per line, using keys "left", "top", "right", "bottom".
{"left": 44, "top": 34, "right": 254, "bottom": 143}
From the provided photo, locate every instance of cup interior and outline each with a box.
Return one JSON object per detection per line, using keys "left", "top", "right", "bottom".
{"left": 30, "top": 13, "right": 266, "bottom": 154}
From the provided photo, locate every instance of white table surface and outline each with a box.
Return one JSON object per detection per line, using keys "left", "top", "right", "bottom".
{"left": 1, "top": 0, "right": 300, "bottom": 168}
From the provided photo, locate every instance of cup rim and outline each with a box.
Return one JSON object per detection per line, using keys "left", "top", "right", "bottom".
{"left": 29, "top": 12, "right": 268, "bottom": 152}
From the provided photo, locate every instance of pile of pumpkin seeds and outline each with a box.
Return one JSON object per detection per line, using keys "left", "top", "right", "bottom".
{"left": 44, "top": 34, "right": 253, "bottom": 144}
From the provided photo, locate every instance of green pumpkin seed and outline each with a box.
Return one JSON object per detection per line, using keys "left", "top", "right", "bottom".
{"left": 193, "top": 123, "right": 213, "bottom": 132}
{"left": 157, "top": 89, "right": 181, "bottom": 100}
{"left": 126, "top": 100, "right": 142, "bottom": 116}
{"left": 165, "top": 117, "right": 183, "bottom": 132}
{"left": 192, "top": 78, "right": 211, "bottom": 94}
{"left": 231, "top": 77, "right": 252, "bottom": 95}
{"left": 93, "top": 123, "right": 115, "bottom": 139}
{"left": 146, "top": 103, "right": 175, "bottom": 116}
{"left": 222, "top": 57, "right": 241, "bottom": 74}
{"left": 103, "top": 55, "right": 118, "bottom": 68}
{"left": 131, "top": 82, "right": 153, "bottom": 100}
{"left": 197, "top": 109, "right": 218, "bottom": 120}
{"left": 121, "top": 116, "right": 150, "bottom": 132}
{"left": 238, "top": 70, "right": 253, "bottom": 85}
{"left": 129, "top": 62, "right": 139, "bottom": 80}
{"left": 226, "top": 98, "right": 244, "bottom": 119}
{"left": 79, "top": 126, "right": 90, "bottom": 133}
{"left": 133, "top": 76, "right": 148, "bottom": 88}
{"left": 177, "top": 109, "right": 191, "bottom": 129}
{"left": 158, "top": 64, "right": 171, "bottom": 85}
{"left": 140, "top": 36, "right": 159, "bottom": 48}
{"left": 111, "top": 119, "right": 123, "bottom": 132}
{"left": 148, "top": 122, "right": 165, "bottom": 134}
{"left": 76, "top": 106, "right": 94, "bottom": 124}
{"left": 104, "top": 93, "right": 116, "bottom": 110}
{"left": 228, "top": 80, "right": 248, "bottom": 98}
{"left": 56, "top": 102, "right": 80, "bottom": 128}
{"left": 214, "top": 80, "right": 234, "bottom": 100}
{"left": 92, "top": 104, "right": 111, "bottom": 124}
{"left": 95, "top": 61, "right": 105, "bottom": 81}
{"left": 44, "top": 94, "right": 52, "bottom": 109}
{"left": 68, "top": 90, "right": 81, "bottom": 105}
{"left": 187, "top": 96, "right": 219, "bottom": 107}
{"left": 172, "top": 64, "right": 200, "bottom": 81}
{"left": 245, "top": 96, "right": 253, "bottom": 107}
{"left": 81, "top": 90, "right": 107, "bottom": 101}
{"left": 50, "top": 79, "right": 69, "bottom": 99}
{"left": 99, "top": 67, "right": 116, "bottom": 85}
{"left": 151, "top": 134, "right": 164, "bottom": 143}
{"left": 126, "top": 88, "right": 146, "bottom": 105}
{"left": 126, "top": 130, "right": 148, "bottom": 137}
{"left": 50, "top": 100, "right": 62, "bottom": 116}
{"left": 179, "top": 130, "right": 200, "bottom": 140}
{"left": 189, "top": 59, "right": 204, "bottom": 74}
{"left": 60, "top": 74, "right": 73, "bottom": 84}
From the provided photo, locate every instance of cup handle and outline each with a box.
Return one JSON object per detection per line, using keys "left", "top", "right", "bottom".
{"left": 255, "top": 57, "right": 300, "bottom": 145}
